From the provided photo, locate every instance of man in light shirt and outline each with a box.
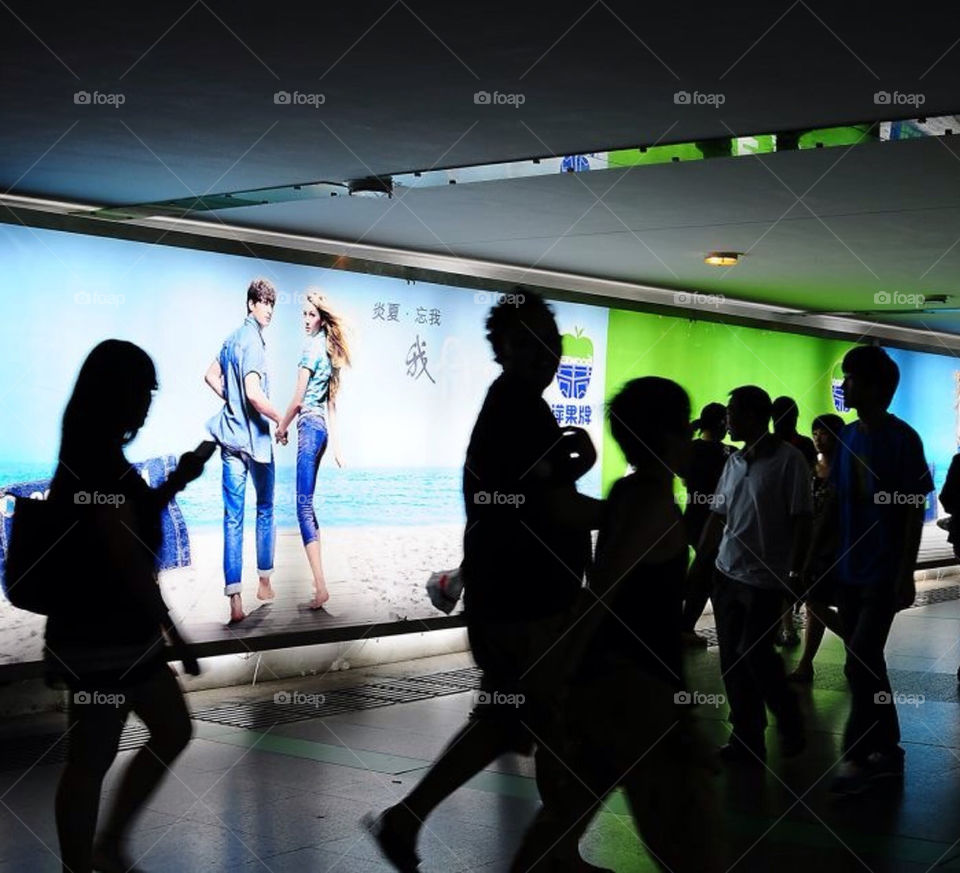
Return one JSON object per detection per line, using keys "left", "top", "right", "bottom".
{"left": 691, "top": 385, "right": 812, "bottom": 765}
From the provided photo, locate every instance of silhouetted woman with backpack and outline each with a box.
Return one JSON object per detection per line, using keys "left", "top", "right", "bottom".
{"left": 46, "top": 340, "right": 206, "bottom": 873}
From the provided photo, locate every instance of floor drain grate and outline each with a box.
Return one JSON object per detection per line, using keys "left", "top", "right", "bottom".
{"left": 191, "top": 694, "right": 389, "bottom": 729}
{"left": 0, "top": 723, "right": 150, "bottom": 772}
{"left": 699, "top": 627, "right": 719, "bottom": 648}
{"left": 190, "top": 666, "right": 485, "bottom": 730}
{"left": 914, "top": 584, "right": 960, "bottom": 607}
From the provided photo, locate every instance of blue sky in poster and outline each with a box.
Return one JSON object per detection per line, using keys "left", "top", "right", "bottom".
{"left": 0, "top": 224, "right": 608, "bottom": 523}
{"left": 885, "top": 345, "right": 960, "bottom": 496}
{"left": 0, "top": 223, "right": 499, "bottom": 469}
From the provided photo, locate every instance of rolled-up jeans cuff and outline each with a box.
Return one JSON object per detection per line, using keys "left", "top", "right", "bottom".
{"left": 224, "top": 582, "right": 242, "bottom": 597}
{"left": 257, "top": 568, "right": 274, "bottom": 578}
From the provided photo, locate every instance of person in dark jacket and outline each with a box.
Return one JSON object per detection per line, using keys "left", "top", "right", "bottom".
{"left": 680, "top": 401, "right": 732, "bottom": 645}
{"left": 787, "top": 414, "right": 847, "bottom": 683}
{"left": 47, "top": 340, "right": 206, "bottom": 873}
{"left": 773, "top": 396, "right": 818, "bottom": 648}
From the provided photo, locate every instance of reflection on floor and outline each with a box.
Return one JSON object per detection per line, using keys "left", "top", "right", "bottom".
{"left": 4, "top": 598, "right": 960, "bottom": 872}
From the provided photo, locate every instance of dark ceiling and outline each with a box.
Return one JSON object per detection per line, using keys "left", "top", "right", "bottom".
{"left": 3, "top": 1, "right": 960, "bottom": 331}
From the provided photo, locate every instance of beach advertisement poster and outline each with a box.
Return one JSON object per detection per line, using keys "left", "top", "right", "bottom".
{"left": 0, "top": 224, "right": 606, "bottom": 666}
{"left": 0, "top": 222, "right": 956, "bottom": 669}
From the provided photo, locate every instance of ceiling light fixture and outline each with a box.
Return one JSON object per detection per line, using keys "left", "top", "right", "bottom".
{"left": 704, "top": 251, "right": 741, "bottom": 266}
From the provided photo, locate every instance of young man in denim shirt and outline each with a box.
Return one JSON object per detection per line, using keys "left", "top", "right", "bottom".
{"left": 205, "top": 278, "right": 284, "bottom": 623}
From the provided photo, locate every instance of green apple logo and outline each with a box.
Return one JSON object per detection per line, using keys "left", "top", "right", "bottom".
{"left": 831, "top": 360, "right": 848, "bottom": 413}
{"left": 558, "top": 327, "right": 594, "bottom": 399}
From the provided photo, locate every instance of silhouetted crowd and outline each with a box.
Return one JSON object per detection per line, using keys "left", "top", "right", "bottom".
{"left": 40, "top": 289, "right": 936, "bottom": 872}
{"left": 366, "top": 292, "right": 934, "bottom": 871}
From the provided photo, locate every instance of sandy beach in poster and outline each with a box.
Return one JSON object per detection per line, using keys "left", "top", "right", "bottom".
{"left": 1, "top": 521, "right": 957, "bottom": 667}
{"left": 0, "top": 525, "right": 465, "bottom": 667}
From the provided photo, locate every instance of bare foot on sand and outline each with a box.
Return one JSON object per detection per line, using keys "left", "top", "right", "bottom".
{"left": 257, "top": 578, "right": 276, "bottom": 601}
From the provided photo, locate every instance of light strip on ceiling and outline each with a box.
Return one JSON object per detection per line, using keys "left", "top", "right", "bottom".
{"left": 4, "top": 192, "right": 960, "bottom": 355}
{"left": 72, "top": 113, "right": 960, "bottom": 223}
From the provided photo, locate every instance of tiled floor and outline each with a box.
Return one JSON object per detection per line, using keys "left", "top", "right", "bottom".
{"left": 4, "top": 601, "right": 960, "bottom": 872}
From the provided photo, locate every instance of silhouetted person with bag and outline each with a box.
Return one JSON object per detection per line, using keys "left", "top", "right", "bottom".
{"left": 46, "top": 340, "right": 206, "bottom": 873}
{"left": 366, "top": 291, "right": 605, "bottom": 873}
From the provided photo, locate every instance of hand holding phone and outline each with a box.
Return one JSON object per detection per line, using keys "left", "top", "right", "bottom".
{"left": 172, "top": 440, "right": 217, "bottom": 489}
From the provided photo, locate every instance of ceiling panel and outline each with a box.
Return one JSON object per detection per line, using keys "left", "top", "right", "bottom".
{"left": 3, "top": 1, "right": 960, "bottom": 332}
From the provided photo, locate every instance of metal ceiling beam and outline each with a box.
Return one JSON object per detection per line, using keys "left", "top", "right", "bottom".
{"left": 4, "top": 192, "right": 960, "bottom": 355}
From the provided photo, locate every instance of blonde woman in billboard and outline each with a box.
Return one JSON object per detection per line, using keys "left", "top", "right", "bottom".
{"left": 276, "top": 290, "right": 351, "bottom": 609}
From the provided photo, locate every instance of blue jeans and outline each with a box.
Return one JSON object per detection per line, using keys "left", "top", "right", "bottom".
{"left": 296, "top": 414, "right": 328, "bottom": 545}
{"left": 221, "top": 447, "right": 275, "bottom": 596}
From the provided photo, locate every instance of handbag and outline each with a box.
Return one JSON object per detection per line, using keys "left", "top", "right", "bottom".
{"left": 3, "top": 496, "right": 86, "bottom": 616}
{"left": 426, "top": 566, "right": 463, "bottom": 614}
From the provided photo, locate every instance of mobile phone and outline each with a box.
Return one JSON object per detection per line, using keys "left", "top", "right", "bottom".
{"left": 194, "top": 440, "right": 218, "bottom": 462}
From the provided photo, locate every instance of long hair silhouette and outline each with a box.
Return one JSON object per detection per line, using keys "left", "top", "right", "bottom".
{"left": 56, "top": 339, "right": 157, "bottom": 485}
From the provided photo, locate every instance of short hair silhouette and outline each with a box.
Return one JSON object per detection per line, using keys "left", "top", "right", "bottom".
{"left": 692, "top": 402, "right": 726, "bottom": 434}
{"left": 812, "top": 413, "right": 845, "bottom": 436}
{"left": 484, "top": 287, "right": 558, "bottom": 364}
{"left": 728, "top": 385, "right": 772, "bottom": 425}
{"left": 772, "top": 396, "right": 800, "bottom": 434}
{"left": 842, "top": 345, "right": 900, "bottom": 408}
{"left": 608, "top": 377, "right": 690, "bottom": 468}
